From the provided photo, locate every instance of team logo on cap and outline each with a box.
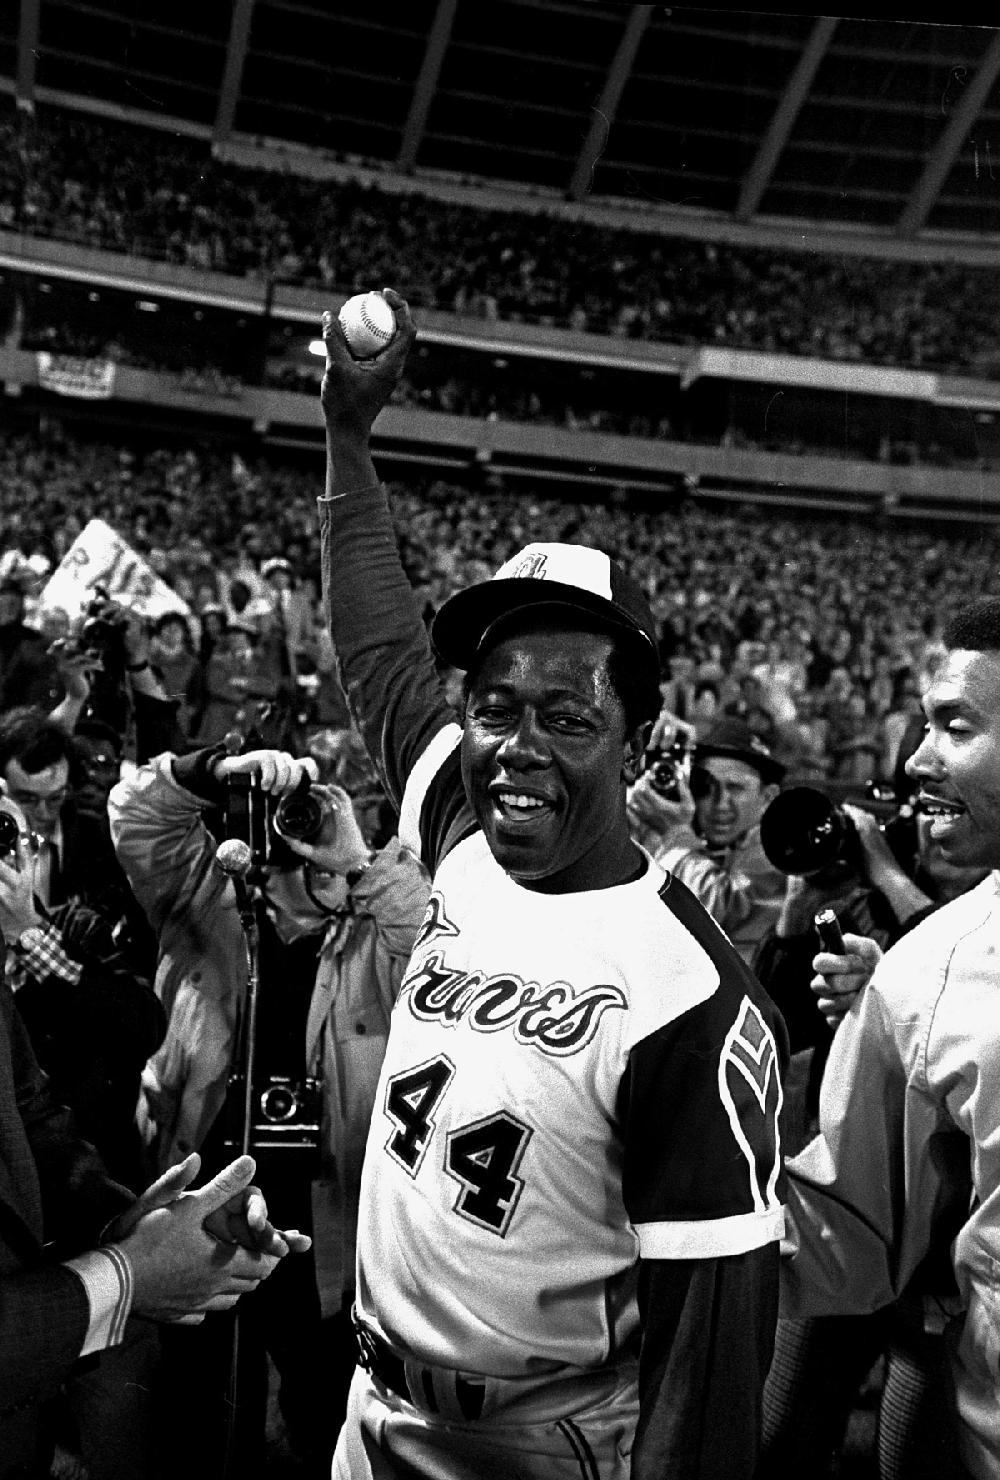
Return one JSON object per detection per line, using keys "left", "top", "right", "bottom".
{"left": 508, "top": 552, "right": 549, "bottom": 580}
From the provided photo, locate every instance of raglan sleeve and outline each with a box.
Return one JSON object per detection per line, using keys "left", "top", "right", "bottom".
{"left": 621, "top": 966, "right": 787, "bottom": 1478}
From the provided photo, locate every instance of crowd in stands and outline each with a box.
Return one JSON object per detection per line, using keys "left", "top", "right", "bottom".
{"left": 4, "top": 288, "right": 992, "bottom": 472}
{"left": 1, "top": 419, "right": 993, "bottom": 795}
{"left": 6, "top": 102, "right": 1000, "bottom": 379}
{"left": 6, "top": 78, "right": 1000, "bottom": 1480}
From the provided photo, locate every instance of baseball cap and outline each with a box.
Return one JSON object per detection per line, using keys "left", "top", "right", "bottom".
{"left": 694, "top": 716, "right": 785, "bottom": 784}
{"left": 431, "top": 543, "right": 659, "bottom": 676}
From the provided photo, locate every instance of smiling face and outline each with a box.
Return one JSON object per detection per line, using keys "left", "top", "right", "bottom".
{"left": 906, "top": 648, "right": 1000, "bottom": 871}
{"left": 461, "top": 622, "right": 646, "bottom": 894}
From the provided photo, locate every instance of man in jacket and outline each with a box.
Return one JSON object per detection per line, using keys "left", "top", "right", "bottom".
{"left": 109, "top": 742, "right": 429, "bottom": 1474}
{"left": 0, "top": 897, "right": 306, "bottom": 1478}
{"left": 627, "top": 714, "right": 787, "bottom": 965}
{"left": 782, "top": 594, "right": 1000, "bottom": 1480}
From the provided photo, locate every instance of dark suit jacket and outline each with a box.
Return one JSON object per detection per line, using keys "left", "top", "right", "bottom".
{"left": 15, "top": 900, "right": 166, "bottom": 1192}
{"left": 0, "top": 967, "right": 132, "bottom": 1476}
{"left": 50, "top": 805, "right": 159, "bottom": 984}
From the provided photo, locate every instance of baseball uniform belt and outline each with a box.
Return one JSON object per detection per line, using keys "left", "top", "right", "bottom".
{"left": 352, "top": 1310, "right": 486, "bottom": 1421}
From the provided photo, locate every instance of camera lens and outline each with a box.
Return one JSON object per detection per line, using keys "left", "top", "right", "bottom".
{"left": 274, "top": 788, "right": 325, "bottom": 842}
{"left": 0, "top": 811, "right": 18, "bottom": 857}
{"left": 650, "top": 761, "right": 680, "bottom": 798}
{"left": 759, "top": 787, "right": 858, "bottom": 876}
{"left": 260, "top": 1084, "right": 298, "bottom": 1122}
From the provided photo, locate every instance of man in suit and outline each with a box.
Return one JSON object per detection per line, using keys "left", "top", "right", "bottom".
{"left": 0, "top": 707, "right": 154, "bottom": 977}
{"left": 0, "top": 845, "right": 310, "bottom": 1477}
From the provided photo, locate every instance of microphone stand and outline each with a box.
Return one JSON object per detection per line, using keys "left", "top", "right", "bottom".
{"left": 233, "top": 870, "right": 262, "bottom": 1156}
{"left": 223, "top": 862, "right": 263, "bottom": 1480}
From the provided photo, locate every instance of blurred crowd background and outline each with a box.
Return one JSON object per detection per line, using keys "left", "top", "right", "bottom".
{"left": 0, "top": 415, "right": 991, "bottom": 799}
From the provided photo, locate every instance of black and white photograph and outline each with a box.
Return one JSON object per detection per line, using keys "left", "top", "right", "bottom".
{"left": 1, "top": 6, "right": 998, "bottom": 1478}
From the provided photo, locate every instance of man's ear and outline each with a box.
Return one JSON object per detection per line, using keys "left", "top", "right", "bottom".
{"left": 623, "top": 721, "right": 653, "bottom": 785}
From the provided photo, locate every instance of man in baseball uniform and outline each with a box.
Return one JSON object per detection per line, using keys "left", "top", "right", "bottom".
{"left": 316, "top": 289, "right": 787, "bottom": 1479}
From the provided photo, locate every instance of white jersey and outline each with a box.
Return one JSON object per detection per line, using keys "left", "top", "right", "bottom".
{"left": 356, "top": 779, "right": 784, "bottom": 1379}
{"left": 318, "top": 486, "right": 789, "bottom": 1476}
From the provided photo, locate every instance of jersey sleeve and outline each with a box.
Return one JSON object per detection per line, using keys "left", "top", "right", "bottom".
{"left": 633, "top": 1246, "right": 779, "bottom": 1480}
{"left": 318, "top": 487, "right": 475, "bottom": 872}
{"left": 621, "top": 875, "right": 787, "bottom": 1260}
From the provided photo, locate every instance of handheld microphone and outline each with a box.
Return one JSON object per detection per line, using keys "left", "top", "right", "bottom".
{"left": 215, "top": 838, "right": 254, "bottom": 914}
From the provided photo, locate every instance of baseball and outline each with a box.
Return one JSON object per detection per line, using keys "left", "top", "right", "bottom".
{"left": 338, "top": 291, "right": 396, "bottom": 359}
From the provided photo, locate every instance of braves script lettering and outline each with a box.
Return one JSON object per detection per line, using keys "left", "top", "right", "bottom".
{"left": 403, "top": 951, "right": 626, "bottom": 1056}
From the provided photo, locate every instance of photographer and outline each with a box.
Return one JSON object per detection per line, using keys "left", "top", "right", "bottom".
{"left": 0, "top": 795, "right": 166, "bottom": 1479}
{"left": 810, "top": 804, "right": 991, "bottom": 1032}
{"left": 49, "top": 593, "right": 187, "bottom": 764}
{"left": 752, "top": 796, "right": 904, "bottom": 1155}
{"left": 108, "top": 742, "right": 429, "bottom": 1475}
{"left": 627, "top": 714, "right": 787, "bottom": 965}
{"left": 0, "top": 707, "right": 157, "bottom": 983}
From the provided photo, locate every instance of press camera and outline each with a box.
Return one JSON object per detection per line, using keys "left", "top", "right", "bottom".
{"left": 641, "top": 732, "right": 693, "bottom": 802}
{"left": 224, "top": 771, "right": 326, "bottom": 869}
{"left": 759, "top": 781, "right": 919, "bottom": 878}
{"left": 223, "top": 1073, "right": 322, "bottom": 1160}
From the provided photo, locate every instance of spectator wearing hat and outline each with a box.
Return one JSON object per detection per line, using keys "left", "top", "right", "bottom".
{"left": 627, "top": 715, "right": 787, "bottom": 965}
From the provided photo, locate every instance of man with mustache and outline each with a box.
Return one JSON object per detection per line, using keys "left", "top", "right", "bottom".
{"left": 782, "top": 595, "right": 1000, "bottom": 1480}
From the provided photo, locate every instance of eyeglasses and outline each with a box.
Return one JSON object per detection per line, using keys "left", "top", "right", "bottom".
{"left": 6, "top": 786, "right": 72, "bottom": 813}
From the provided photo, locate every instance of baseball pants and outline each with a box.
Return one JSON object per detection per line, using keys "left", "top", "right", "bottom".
{"left": 332, "top": 1361, "right": 639, "bottom": 1479}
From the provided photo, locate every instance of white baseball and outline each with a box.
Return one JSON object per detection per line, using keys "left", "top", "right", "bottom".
{"left": 338, "top": 291, "right": 396, "bottom": 359}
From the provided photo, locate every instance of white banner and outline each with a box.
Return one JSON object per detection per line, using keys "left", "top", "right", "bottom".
{"left": 36, "top": 352, "right": 116, "bottom": 400}
{"left": 39, "top": 520, "right": 191, "bottom": 623}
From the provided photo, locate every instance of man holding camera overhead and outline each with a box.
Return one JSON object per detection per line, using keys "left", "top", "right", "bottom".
{"left": 108, "top": 742, "right": 428, "bottom": 1476}
{"left": 627, "top": 714, "right": 787, "bottom": 966}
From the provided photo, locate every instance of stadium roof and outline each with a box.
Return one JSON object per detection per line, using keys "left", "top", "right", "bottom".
{"left": 3, "top": 3, "right": 1000, "bottom": 240}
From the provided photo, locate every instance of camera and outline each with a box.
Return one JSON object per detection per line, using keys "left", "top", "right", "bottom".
{"left": 641, "top": 733, "right": 692, "bottom": 802}
{"left": 0, "top": 807, "right": 19, "bottom": 861}
{"left": 223, "top": 1074, "right": 322, "bottom": 1159}
{"left": 78, "top": 589, "right": 131, "bottom": 668}
{"left": 759, "top": 786, "right": 863, "bottom": 877}
{"left": 225, "top": 772, "right": 326, "bottom": 868}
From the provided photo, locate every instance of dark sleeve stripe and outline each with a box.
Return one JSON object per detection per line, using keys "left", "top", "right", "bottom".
{"left": 657, "top": 871, "right": 771, "bottom": 1002}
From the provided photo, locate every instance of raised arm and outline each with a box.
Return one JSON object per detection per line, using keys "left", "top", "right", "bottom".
{"left": 318, "top": 291, "right": 469, "bottom": 859}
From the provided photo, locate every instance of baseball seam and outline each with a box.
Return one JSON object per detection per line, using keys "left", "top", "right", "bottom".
{"left": 360, "top": 301, "right": 392, "bottom": 343}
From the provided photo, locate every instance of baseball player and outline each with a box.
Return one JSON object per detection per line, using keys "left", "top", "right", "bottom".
{"left": 316, "top": 289, "right": 787, "bottom": 1479}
